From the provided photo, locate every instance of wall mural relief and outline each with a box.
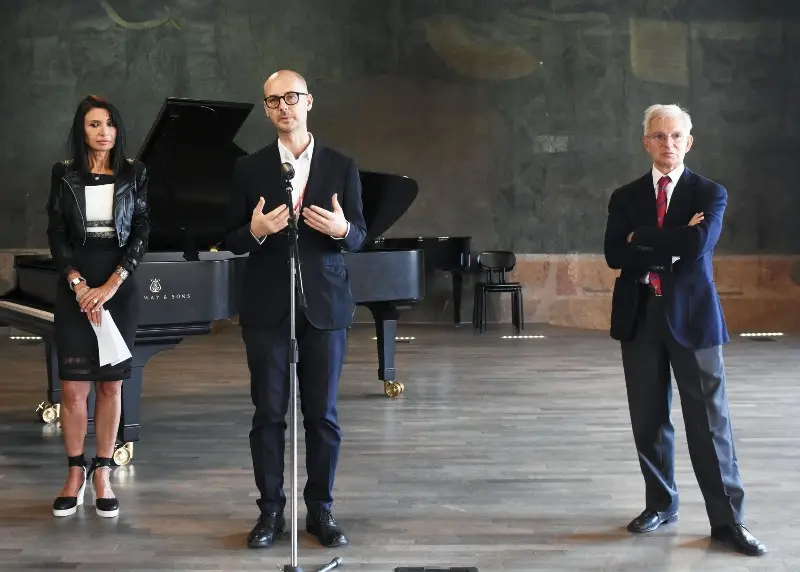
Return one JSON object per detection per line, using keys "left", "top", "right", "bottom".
{"left": 629, "top": 18, "right": 689, "bottom": 87}
{"left": 421, "top": 6, "right": 611, "bottom": 82}
{"left": 98, "top": 1, "right": 180, "bottom": 30}
{"left": 0, "top": 1, "right": 796, "bottom": 257}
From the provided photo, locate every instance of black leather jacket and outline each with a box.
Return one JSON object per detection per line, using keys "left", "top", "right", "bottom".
{"left": 46, "top": 158, "right": 150, "bottom": 277}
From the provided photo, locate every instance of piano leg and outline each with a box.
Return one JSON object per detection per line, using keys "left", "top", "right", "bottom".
{"left": 37, "top": 342, "right": 62, "bottom": 424}
{"left": 365, "top": 303, "right": 404, "bottom": 398}
{"left": 118, "top": 360, "right": 143, "bottom": 444}
{"left": 452, "top": 271, "right": 464, "bottom": 326}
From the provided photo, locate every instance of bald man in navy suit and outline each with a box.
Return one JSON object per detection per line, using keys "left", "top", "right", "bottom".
{"left": 604, "top": 104, "right": 766, "bottom": 556}
{"left": 225, "top": 69, "right": 366, "bottom": 550}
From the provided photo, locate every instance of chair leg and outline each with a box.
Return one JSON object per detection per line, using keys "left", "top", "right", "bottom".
{"left": 472, "top": 283, "right": 478, "bottom": 328}
{"left": 480, "top": 288, "right": 487, "bottom": 333}
{"left": 475, "top": 284, "right": 481, "bottom": 331}
{"left": 518, "top": 289, "right": 524, "bottom": 332}
{"left": 479, "top": 288, "right": 484, "bottom": 333}
{"left": 511, "top": 291, "right": 519, "bottom": 333}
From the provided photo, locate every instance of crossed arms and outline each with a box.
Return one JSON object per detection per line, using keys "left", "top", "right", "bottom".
{"left": 604, "top": 183, "right": 726, "bottom": 272}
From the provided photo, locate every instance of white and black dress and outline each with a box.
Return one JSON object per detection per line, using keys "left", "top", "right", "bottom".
{"left": 53, "top": 173, "right": 138, "bottom": 382}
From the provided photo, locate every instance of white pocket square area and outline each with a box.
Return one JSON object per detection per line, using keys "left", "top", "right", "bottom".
{"left": 89, "top": 309, "right": 132, "bottom": 367}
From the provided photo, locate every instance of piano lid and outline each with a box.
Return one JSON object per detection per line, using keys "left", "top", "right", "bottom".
{"left": 136, "top": 97, "right": 254, "bottom": 256}
{"left": 359, "top": 170, "right": 419, "bottom": 244}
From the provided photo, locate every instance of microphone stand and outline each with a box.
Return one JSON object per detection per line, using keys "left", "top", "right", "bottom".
{"left": 281, "top": 171, "right": 342, "bottom": 572}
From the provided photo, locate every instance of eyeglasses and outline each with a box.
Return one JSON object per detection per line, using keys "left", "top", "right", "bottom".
{"left": 647, "top": 132, "right": 685, "bottom": 143}
{"left": 263, "top": 91, "right": 308, "bottom": 109}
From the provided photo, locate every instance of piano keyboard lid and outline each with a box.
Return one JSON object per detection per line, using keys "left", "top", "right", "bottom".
{"left": 0, "top": 300, "right": 54, "bottom": 322}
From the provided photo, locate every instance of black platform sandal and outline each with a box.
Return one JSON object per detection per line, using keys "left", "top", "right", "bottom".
{"left": 52, "top": 454, "right": 87, "bottom": 517}
{"left": 89, "top": 457, "right": 119, "bottom": 518}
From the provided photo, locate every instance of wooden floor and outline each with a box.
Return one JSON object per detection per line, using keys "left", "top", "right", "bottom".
{"left": 0, "top": 322, "right": 798, "bottom": 571}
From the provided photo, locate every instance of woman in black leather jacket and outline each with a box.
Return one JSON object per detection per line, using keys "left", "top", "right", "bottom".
{"left": 46, "top": 95, "right": 150, "bottom": 519}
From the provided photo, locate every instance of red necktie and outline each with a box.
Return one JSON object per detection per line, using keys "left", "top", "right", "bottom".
{"left": 293, "top": 184, "right": 306, "bottom": 213}
{"left": 648, "top": 176, "right": 670, "bottom": 294}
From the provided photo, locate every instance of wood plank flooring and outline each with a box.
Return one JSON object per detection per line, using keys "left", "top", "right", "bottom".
{"left": 0, "top": 323, "right": 798, "bottom": 571}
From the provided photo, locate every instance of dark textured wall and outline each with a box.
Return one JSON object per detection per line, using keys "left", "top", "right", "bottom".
{"left": 1, "top": 0, "right": 799, "bottom": 255}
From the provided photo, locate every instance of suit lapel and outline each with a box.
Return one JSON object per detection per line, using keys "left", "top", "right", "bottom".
{"left": 664, "top": 167, "right": 693, "bottom": 226}
{"left": 259, "top": 143, "right": 285, "bottom": 209}
{"left": 302, "top": 144, "right": 329, "bottom": 210}
{"left": 634, "top": 173, "right": 657, "bottom": 226}
{"left": 265, "top": 140, "right": 329, "bottom": 212}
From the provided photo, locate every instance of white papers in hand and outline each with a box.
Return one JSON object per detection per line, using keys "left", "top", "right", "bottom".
{"left": 90, "top": 309, "right": 132, "bottom": 366}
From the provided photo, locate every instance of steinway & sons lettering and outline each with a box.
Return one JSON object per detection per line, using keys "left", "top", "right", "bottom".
{"left": 142, "top": 278, "right": 192, "bottom": 301}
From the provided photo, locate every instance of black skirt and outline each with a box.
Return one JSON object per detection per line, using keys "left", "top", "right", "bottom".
{"left": 54, "top": 237, "right": 138, "bottom": 382}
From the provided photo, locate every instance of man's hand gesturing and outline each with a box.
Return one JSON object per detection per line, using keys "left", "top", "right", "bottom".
{"left": 250, "top": 197, "right": 290, "bottom": 239}
{"left": 302, "top": 194, "right": 348, "bottom": 238}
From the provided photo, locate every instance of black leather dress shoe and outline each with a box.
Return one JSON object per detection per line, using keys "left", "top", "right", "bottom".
{"left": 306, "top": 509, "right": 348, "bottom": 547}
{"left": 711, "top": 524, "right": 767, "bottom": 556}
{"left": 627, "top": 509, "right": 678, "bottom": 533}
{"left": 247, "top": 512, "right": 285, "bottom": 548}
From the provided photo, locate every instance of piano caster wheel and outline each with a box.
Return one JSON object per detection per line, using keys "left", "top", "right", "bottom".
{"left": 384, "top": 381, "right": 404, "bottom": 398}
{"left": 113, "top": 442, "right": 134, "bottom": 466}
{"left": 36, "top": 402, "right": 60, "bottom": 424}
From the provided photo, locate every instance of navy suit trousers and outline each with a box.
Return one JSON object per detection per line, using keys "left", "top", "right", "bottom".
{"left": 620, "top": 287, "right": 744, "bottom": 526}
{"left": 242, "top": 312, "right": 346, "bottom": 515}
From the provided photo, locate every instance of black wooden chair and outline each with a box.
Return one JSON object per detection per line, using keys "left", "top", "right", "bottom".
{"left": 472, "top": 250, "right": 524, "bottom": 333}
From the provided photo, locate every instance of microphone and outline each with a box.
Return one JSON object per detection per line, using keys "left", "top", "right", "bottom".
{"left": 281, "top": 162, "right": 295, "bottom": 215}
{"left": 315, "top": 556, "right": 343, "bottom": 571}
{"left": 281, "top": 161, "right": 295, "bottom": 181}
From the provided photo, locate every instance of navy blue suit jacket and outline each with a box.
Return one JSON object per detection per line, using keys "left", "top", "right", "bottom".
{"left": 224, "top": 141, "right": 367, "bottom": 330}
{"left": 603, "top": 167, "right": 730, "bottom": 350}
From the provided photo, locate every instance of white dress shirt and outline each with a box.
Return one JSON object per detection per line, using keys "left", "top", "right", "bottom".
{"left": 641, "top": 164, "right": 683, "bottom": 283}
{"left": 278, "top": 133, "right": 314, "bottom": 211}
{"left": 652, "top": 163, "right": 684, "bottom": 208}
{"left": 252, "top": 133, "right": 348, "bottom": 243}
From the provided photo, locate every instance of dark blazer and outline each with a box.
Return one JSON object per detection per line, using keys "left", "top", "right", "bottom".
{"left": 603, "top": 167, "right": 730, "bottom": 350}
{"left": 224, "top": 141, "right": 367, "bottom": 330}
{"left": 46, "top": 158, "right": 150, "bottom": 278}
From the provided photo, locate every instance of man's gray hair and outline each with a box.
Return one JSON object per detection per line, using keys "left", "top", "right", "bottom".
{"left": 643, "top": 104, "right": 693, "bottom": 135}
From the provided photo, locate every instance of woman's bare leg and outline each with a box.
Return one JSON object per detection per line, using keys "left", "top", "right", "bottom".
{"left": 58, "top": 381, "right": 91, "bottom": 496}
{"left": 92, "top": 380, "right": 121, "bottom": 499}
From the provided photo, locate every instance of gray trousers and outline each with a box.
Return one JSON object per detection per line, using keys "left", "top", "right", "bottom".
{"left": 620, "top": 288, "right": 744, "bottom": 526}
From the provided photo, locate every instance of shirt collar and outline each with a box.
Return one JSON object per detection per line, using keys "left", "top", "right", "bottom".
{"left": 652, "top": 163, "right": 685, "bottom": 189}
{"left": 278, "top": 133, "right": 314, "bottom": 163}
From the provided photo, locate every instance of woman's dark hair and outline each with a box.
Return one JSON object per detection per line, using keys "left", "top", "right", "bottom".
{"left": 67, "top": 95, "right": 130, "bottom": 179}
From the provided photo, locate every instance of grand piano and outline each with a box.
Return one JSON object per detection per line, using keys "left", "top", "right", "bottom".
{"left": 367, "top": 235, "right": 472, "bottom": 324}
{"left": 0, "top": 96, "right": 446, "bottom": 463}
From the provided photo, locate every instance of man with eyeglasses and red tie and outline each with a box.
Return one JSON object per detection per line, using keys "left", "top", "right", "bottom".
{"left": 224, "top": 69, "right": 366, "bottom": 550}
{"left": 604, "top": 104, "right": 766, "bottom": 556}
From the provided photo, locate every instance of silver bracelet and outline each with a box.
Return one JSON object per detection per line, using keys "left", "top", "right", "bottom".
{"left": 68, "top": 276, "right": 86, "bottom": 291}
